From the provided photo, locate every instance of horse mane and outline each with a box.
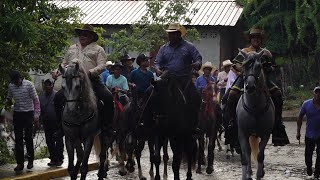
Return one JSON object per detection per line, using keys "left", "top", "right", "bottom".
{"left": 70, "top": 59, "right": 97, "bottom": 110}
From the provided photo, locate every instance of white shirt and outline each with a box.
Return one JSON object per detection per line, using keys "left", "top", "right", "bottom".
{"left": 225, "top": 70, "right": 237, "bottom": 93}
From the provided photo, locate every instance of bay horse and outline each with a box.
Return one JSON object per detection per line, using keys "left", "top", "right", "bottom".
{"left": 144, "top": 74, "right": 198, "bottom": 180}
{"left": 59, "top": 59, "right": 113, "bottom": 180}
{"left": 236, "top": 50, "right": 275, "bottom": 180}
{"left": 196, "top": 80, "right": 222, "bottom": 174}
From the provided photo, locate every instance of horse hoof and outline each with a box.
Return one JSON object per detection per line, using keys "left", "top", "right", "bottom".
{"left": 226, "top": 155, "right": 230, "bottom": 159}
{"left": 196, "top": 168, "right": 202, "bottom": 174}
{"left": 140, "top": 176, "right": 147, "bottom": 180}
{"left": 163, "top": 173, "right": 168, "bottom": 179}
{"left": 155, "top": 175, "right": 160, "bottom": 180}
{"left": 127, "top": 166, "right": 135, "bottom": 173}
{"left": 206, "top": 166, "right": 214, "bottom": 174}
{"left": 119, "top": 170, "right": 127, "bottom": 176}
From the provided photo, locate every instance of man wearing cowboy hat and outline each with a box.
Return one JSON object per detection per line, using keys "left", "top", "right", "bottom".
{"left": 120, "top": 54, "right": 136, "bottom": 80}
{"left": 154, "top": 22, "right": 202, "bottom": 133}
{"left": 217, "top": 60, "right": 233, "bottom": 103}
{"left": 195, "top": 61, "right": 216, "bottom": 93}
{"left": 52, "top": 24, "right": 114, "bottom": 136}
{"left": 101, "top": 61, "right": 114, "bottom": 85}
{"left": 226, "top": 27, "right": 289, "bottom": 146}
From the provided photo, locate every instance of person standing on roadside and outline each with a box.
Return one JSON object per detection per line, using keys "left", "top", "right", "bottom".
{"left": 5, "top": 70, "right": 40, "bottom": 171}
{"left": 39, "top": 79, "right": 64, "bottom": 167}
{"left": 297, "top": 86, "right": 320, "bottom": 179}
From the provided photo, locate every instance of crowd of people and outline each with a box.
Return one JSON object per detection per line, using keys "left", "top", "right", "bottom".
{"left": 2, "top": 22, "right": 319, "bottom": 179}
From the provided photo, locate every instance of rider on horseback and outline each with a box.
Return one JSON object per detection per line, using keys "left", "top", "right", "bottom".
{"left": 154, "top": 22, "right": 202, "bottom": 134}
{"left": 52, "top": 24, "right": 114, "bottom": 136}
{"left": 225, "top": 28, "right": 290, "bottom": 146}
{"left": 195, "top": 61, "right": 216, "bottom": 94}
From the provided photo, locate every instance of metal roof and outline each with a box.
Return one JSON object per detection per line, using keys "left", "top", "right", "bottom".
{"left": 53, "top": 0, "right": 243, "bottom": 26}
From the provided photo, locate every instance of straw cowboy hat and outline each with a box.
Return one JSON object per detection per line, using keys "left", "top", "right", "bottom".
{"left": 106, "top": 61, "right": 114, "bottom": 66}
{"left": 222, "top": 59, "right": 233, "bottom": 67}
{"left": 75, "top": 24, "right": 99, "bottom": 42}
{"left": 200, "top": 61, "right": 216, "bottom": 72}
{"left": 244, "top": 28, "right": 266, "bottom": 41}
{"left": 165, "top": 23, "right": 187, "bottom": 37}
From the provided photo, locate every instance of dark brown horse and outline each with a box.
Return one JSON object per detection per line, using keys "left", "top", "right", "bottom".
{"left": 196, "top": 81, "right": 222, "bottom": 174}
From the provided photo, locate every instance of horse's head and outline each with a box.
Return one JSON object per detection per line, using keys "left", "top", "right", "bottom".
{"left": 59, "top": 60, "right": 83, "bottom": 104}
{"left": 239, "top": 49, "right": 265, "bottom": 94}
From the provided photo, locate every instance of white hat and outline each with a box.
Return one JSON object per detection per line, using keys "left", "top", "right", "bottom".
{"left": 222, "top": 60, "right": 233, "bottom": 67}
{"left": 106, "top": 61, "right": 114, "bottom": 66}
{"left": 165, "top": 23, "right": 187, "bottom": 37}
{"left": 200, "top": 61, "right": 216, "bottom": 72}
{"left": 314, "top": 86, "right": 320, "bottom": 92}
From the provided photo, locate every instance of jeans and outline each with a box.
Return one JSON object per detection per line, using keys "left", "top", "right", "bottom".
{"left": 305, "top": 136, "right": 320, "bottom": 176}
{"left": 13, "top": 111, "right": 34, "bottom": 164}
{"left": 43, "top": 121, "right": 64, "bottom": 162}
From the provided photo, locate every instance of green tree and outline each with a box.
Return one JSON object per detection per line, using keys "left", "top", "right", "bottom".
{"left": 239, "top": 0, "right": 320, "bottom": 87}
{"left": 0, "top": 0, "right": 81, "bottom": 105}
{"left": 106, "top": 0, "right": 199, "bottom": 61}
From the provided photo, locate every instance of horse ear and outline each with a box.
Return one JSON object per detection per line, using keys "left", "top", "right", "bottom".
{"left": 59, "top": 64, "right": 65, "bottom": 74}
{"left": 238, "top": 48, "right": 248, "bottom": 59}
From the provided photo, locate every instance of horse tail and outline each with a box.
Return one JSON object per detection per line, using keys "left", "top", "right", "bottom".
{"left": 249, "top": 136, "right": 260, "bottom": 162}
{"left": 93, "top": 135, "right": 101, "bottom": 160}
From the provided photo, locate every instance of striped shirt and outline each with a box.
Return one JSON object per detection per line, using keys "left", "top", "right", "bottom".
{"left": 7, "top": 80, "right": 41, "bottom": 118}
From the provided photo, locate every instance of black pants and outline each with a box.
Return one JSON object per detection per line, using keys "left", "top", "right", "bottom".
{"left": 54, "top": 77, "right": 114, "bottom": 134}
{"left": 43, "top": 122, "right": 64, "bottom": 162}
{"left": 13, "top": 111, "right": 34, "bottom": 164}
{"left": 305, "top": 136, "right": 320, "bottom": 176}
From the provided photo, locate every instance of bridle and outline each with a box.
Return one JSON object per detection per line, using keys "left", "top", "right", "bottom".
{"left": 62, "top": 73, "right": 83, "bottom": 102}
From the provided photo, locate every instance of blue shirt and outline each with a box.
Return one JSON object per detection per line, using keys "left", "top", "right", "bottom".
{"left": 106, "top": 74, "right": 129, "bottom": 97}
{"left": 129, "top": 68, "right": 154, "bottom": 94}
{"left": 155, "top": 39, "right": 202, "bottom": 77}
{"left": 195, "top": 75, "right": 216, "bottom": 92}
{"left": 299, "top": 99, "right": 320, "bottom": 138}
{"left": 101, "top": 69, "right": 110, "bottom": 85}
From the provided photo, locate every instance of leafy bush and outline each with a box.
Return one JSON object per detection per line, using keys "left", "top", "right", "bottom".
{"left": 0, "top": 137, "right": 15, "bottom": 165}
{"left": 283, "top": 87, "right": 313, "bottom": 110}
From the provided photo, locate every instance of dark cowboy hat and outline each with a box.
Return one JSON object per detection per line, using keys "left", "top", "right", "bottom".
{"left": 75, "top": 24, "right": 99, "bottom": 42}
{"left": 9, "top": 70, "right": 22, "bottom": 81}
{"left": 120, "top": 54, "right": 135, "bottom": 63}
{"left": 136, "top": 53, "right": 152, "bottom": 65}
{"left": 112, "top": 61, "right": 124, "bottom": 69}
{"left": 43, "top": 79, "right": 54, "bottom": 85}
{"left": 244, "top": 28, "right": 266, "bottom": 41}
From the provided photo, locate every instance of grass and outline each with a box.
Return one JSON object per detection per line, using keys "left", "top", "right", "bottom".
{"left": 283, "top": 87, "right": 313, "bottom": 111}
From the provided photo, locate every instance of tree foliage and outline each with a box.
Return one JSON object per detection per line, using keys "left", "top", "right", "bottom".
{"left": 239, "top": 0, "right": 320, "bottom": 86}
{"left": 106, "top": 0, "right": 199, "bottom": 61}
{"left": 0, "top": 0, "right": 81, "bottom": 104}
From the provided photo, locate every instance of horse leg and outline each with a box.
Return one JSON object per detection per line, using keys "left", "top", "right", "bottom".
{"left": 170, "top": 137, "right": 182, "bottom": 180}
{"left": 256, "top": 136, "right": 269, "bottom": 179}
{"left": 163, "top": 138, "right": 169, "bottom": 179}
{"left": 238, "top": 131, "right": 252, "bottom": 180}
{"left": 196, "top": 134, "right": 204, "bottom": 174}
{"left": 65, "top": 137, "right": 77, "bottom": 180}
{"left": 80, "top": 137, "right": 94, "bottom": 180}
{"left": 148, "top": 139, "right": 155, "bottom": 178}
{"left": 216, "top": 135, "right": 223, "bottom": 152}
{"left": 118, "top": 137, "right": 128, "bottom": 176}
{"left": 206, "top": 135, "right": 215, "bottom": 174}
{"left": 125, "top": 134, "right": 136, "bottom": 173}
{"left": 75, "top": 141, "right": 84, "bottom": 176}
{"left": 97, "top": 134, "right": 107, "bottom": 180}
{"left": 186, "top": 136, "right": 195, "bottom": 180}
{"left": 136, "top": 140, "right": 147, "bottom": 180}
{"left": 154, "top": 136, "right": 162, "bottom": 180}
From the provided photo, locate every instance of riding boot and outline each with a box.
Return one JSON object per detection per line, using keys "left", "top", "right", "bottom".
{"left": 270, "top": 90, "right": 290, "bottom": 146}
{"left": 226, "top": 89, "right": 241, "bottom": 150}
{"left": 53, "top": 89, "right": 65, "bottom": 138}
